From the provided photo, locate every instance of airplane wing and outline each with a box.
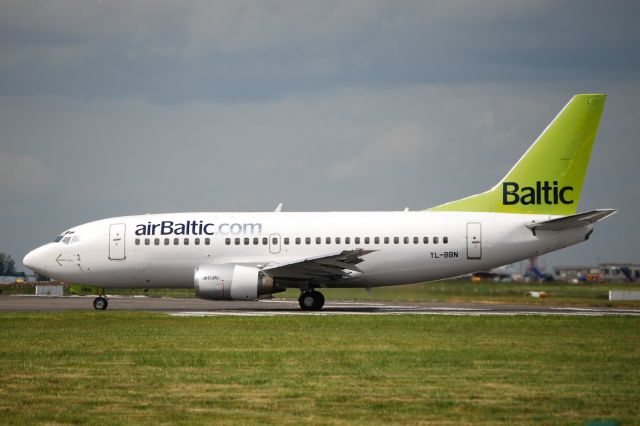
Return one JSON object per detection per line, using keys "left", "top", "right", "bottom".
{"left": 262, "top": 249, "right": 375, "bottom": 281}
{"left": 526, "top": 209, "right": 617, "bottom": 232}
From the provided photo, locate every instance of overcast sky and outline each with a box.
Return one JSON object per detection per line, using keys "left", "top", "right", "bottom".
{"left": 2, "top": 1, "right": 639, "bottom": 273}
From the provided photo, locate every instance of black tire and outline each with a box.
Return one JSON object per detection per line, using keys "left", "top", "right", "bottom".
{"left": 311, "top": 290, "right": 325, "bottom": 310}
{"left": 298, "top": 291, "right": 325, "bottom": 311}
{"left": 93, "top": 296, "right": 108, "bottom": 310}
{"left": 298, "top": 292, "right": 314, "bottom": 310}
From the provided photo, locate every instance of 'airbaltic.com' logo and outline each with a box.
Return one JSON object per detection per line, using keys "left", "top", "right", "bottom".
{"left": 502, "top": 181, "right": 574, "bottom": 205}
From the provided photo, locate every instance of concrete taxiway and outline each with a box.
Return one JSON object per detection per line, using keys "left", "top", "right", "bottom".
{"left": 1, "top": 295, "right": 639, "bottom": 316}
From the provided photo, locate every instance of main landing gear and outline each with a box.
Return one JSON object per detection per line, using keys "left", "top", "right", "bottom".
{"left": 298, "top": 290, "right": 325, "bottom": 311}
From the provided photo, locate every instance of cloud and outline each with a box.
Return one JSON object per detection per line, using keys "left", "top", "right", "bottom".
{"left": 327, "top": 124, "right": 428, "bottom": 179}
{"left": 0, "top": 149, "right": 52, "bottom": 198}
{"left": 0, "top": 1, "right": 639, "bottom": 102}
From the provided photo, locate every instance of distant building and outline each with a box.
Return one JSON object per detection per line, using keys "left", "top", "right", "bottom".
{"left": 600, "top": 263, "right": 640, "bottom": 282}
{"left": 553, "top": 266, "right": 598, "bottom": 282}
{"left": 0, "top": 275, "right": 38, "bottom": 284}
{"left": 554, "top": 263, "right": 640, "bottom": 282}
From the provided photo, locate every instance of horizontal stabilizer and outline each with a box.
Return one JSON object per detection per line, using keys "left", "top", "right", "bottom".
{"left": 526, "top": 209, "right": 617, "bottom": 231}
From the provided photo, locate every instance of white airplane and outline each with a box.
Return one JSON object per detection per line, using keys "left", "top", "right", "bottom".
{"left": 23, "top": 94, "right": 616, "bottom": 311}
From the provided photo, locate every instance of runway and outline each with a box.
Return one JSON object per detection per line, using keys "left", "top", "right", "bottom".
{"left": 1, "top": 295, "right": 639, "bottom": 316}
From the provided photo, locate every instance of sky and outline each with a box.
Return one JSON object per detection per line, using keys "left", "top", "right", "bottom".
{"left": 1, "top": 0, "right": 639, "bottom": 273}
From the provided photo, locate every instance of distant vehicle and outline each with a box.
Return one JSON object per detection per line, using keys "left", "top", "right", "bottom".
{"left": 24, "top": 95, "right": 616, "bottom": 310}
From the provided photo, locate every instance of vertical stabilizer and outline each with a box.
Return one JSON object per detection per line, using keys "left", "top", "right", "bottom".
{"left": 428, "top": 94, "right": 606, "bottom": 215}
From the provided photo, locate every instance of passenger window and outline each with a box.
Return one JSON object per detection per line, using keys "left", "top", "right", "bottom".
{"left": 164, "top": 238, "right": 169, "bottom": 245}
{"left": 355, "top": 237, "right": 360, "bottom": 244}
{"left": 195, "top": 238, "right": 200, "bottom": 245}
{"left": 305, "top": 237, "right": 311, "bottom": 245}
{"left": 374, "top": 237, "right": 380, "bottom": 244}
{"left": 244, "top": 238, "right": 250, "bottom": 245}
{"left": 443, "top": 237, "right": 448, "bottom": 244}
{"left": 433, "top": 237, "right": 439, "bottom": 244}
{"left": 384, "top": 237, "right": 389, "bottom": 244}
{"left": 403, "top": 237, "right": 409, "bottom": 244}
{"left": 154, "top": 238, "right": 160, "bottom": 246}
{"left": 365, "top": 237, "right": 370, "bottom": 244}
{"left": 335, "top": 237, "right": 341, "bottom": 244}
{"left": 295, "top": 237, "right": 301, "bottom": 245}
{"left": 135, "top": 238, "right": 140, "bottom": 245}
{"left": 174, "top": 238, "right": 179, "bottom": 245}
{"left": 326, "top": 237, "right": 331, "bottom": 244}
{"left": 423, "top": 237, "right": 429, "bottom": 244}
{"left": 225, "top": 238, "right": 231, "bottom": 245}
{"left": 316, "top": 237, "right": 321, "bottom": 244}
{"left": 345, "top": 237, "right": 351, "bottom": 244}
{"left": 284, "top": 237, "right": 290, "bottom": 245}
{"left": 272, "top": 237, "right": 278, "bottom": 245}
{"left": 253, "top": 237, "right": 259, "bottom": 245}
{"left": 205, "top": 238, "right": 210, "bottom": 245}
{"left": 413, "top": 237, "right": 419, "bottom": 244}
{"left": 145, "top": 238, "right": 150, "bottom": 246}
{"left": 183, "top": 238, "right": 188, "bottom": 245}
{"left": 393, "top": 237, "right": 399, "bottom": 244}
{"left": 262, "top": 237, "right": 268, "bottom": 245}
{"left": 235, "top": 238, "right": 240, "bottom": 245}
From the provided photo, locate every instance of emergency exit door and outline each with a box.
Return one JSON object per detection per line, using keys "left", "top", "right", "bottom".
{"left": 109, "top": 223, "right": 126, "bottom": 260}
{"left": 269, "top": 233, "right": 281, "bottom": 254}
{"left": 466, "top": 222, "right": 482, "bottom": 260}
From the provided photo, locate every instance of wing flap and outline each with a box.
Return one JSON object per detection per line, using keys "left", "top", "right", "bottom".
{"left": 526, "top": 209, "right": 617, "bottom": 231}
{"left": 262, "top": 249, "right": 375, "bottom": 281}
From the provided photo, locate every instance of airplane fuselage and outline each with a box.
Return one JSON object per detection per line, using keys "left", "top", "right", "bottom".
{"left": 25, "top": 211, "right": 590, "bottom": 289}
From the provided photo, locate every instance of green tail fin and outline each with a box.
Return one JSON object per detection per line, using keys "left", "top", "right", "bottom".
{"left": 428, "top": 94, "right": 606, "bottom": 215}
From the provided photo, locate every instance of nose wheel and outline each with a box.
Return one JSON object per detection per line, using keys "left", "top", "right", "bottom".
{"left": 298, "top": 290, "right": 325, "bottom": 311}
{"left": 93, "top": 296, "right": 109, "bottom": 310}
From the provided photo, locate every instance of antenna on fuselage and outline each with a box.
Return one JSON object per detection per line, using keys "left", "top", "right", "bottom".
{"left": 274, "top": 202, "right": 283, "bottom": 213}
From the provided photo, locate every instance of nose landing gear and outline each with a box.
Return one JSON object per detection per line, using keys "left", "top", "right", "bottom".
{"left": 298, "top": 290, "right": 325, "bottom": 311}
{"left": 93, "top": 288, "right": 108, "bottom": 310}
{"left": 93, "top": 296, "right": 108, "bottom": 310}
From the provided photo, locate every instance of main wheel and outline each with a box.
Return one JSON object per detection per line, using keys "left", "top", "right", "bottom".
{"left": 298, "top": 291, "right": 325, "bottom": 311}
{"left": 93, "top": 296, "right": 108, "bottom": 310}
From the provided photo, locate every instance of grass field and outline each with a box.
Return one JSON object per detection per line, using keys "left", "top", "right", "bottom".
{"left": 0, "top": 313, "right": 638, "bottom": 424}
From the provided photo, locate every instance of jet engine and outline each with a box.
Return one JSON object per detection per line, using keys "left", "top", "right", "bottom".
{"left": 193, "top": 264, "right": 280, "bottom": 300}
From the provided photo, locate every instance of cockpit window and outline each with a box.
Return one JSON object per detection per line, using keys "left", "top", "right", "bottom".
{"left": 70, "top": 236, "right": 81, "bottom": 244}
{"left": 54, "top": 230, "right": 76, "bottom": 242}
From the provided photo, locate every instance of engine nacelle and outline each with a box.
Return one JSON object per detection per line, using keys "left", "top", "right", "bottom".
{"left": 193, "top": 264, "right": 277, "bottom": 300}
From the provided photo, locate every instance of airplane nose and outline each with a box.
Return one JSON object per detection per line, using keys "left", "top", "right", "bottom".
{"left": 23, "top": 247, "right": 47, "bottom": 274}
{"left": 23, "top": 250, "right": 36, "bottom": 270}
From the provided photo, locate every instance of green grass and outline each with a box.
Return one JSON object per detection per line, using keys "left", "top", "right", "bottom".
{"left": 0, "top": 313, "right": 638, "bottom": 424}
